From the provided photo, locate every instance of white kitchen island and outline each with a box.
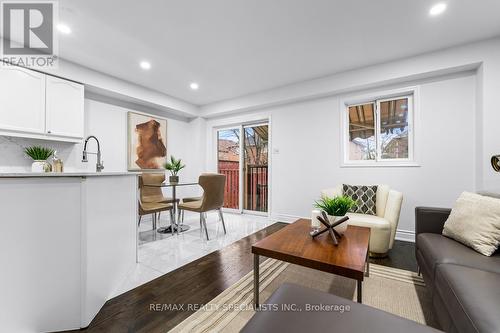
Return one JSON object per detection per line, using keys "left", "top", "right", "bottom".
{"left": 0, "top": 173, "right": 138, "bottom": 333}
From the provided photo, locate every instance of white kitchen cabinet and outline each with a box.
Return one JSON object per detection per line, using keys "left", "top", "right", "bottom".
{"left": 45, "top": 75, "right": 84, "bottom": 138}
{"left": 0, "top": 66, "right": 46, "bottom": 135}
{"left": 0, "top": 64, "right": 84, "bottom": 142}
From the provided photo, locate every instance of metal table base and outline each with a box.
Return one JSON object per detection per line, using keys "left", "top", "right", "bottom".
{"left": 157, "top": 224, "right": 191, "bottom": 234}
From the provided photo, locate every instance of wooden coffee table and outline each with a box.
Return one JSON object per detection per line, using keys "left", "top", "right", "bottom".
{"left": 252, "top": 219, "right": 370, "bottom": 306}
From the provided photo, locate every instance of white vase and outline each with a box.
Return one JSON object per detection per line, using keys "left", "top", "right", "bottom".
{"left": 31, "top": 160, "right": 46, "bottom": 172}
{"left": 311, "top": 209, "right": 322, "bottom": 232}
{"left": 327, "top": 215, "right": 348, "bottom": 234}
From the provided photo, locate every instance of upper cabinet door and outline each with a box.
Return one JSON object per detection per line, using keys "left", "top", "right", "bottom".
{"left": 0, "top": 66, "right": 46, "bottom": 134}
{"left": 45, "top": 75, "right": 84, "bottom": 138}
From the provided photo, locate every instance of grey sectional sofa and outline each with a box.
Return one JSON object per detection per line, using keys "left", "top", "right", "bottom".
{"left": 415, "top": 207, "right": 500, "bottom": 333}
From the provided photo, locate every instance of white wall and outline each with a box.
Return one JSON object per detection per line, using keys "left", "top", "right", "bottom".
{"left": 205, "top": 73, "right": 476, "bottom": 239}
{"left": 201, "top": 37, "right": 500, "bottom": 194}
{"left": 78, "top": 99, "right": 196, "bottom": 176}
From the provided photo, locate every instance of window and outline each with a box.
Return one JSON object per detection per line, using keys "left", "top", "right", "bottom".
{"left": 342, "top": 89, "right": 416, "bottom": 166}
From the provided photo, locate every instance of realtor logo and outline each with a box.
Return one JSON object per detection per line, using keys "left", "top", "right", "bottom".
{"left": 1, "top": 1, "right": 58, "bottom": 67}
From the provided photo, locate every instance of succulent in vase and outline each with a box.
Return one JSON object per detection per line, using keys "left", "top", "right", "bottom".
{"left": 24, "top": 145, "right": 54, "bottom": 172}
{"left": 163, "top": 156, "right": 185, "bottom": 183}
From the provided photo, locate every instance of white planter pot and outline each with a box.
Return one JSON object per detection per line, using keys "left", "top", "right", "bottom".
{"left": 31, "top": 160, "right": 46, "bottom": 172}
{"left": 327, "top": 215, "right": 348, "bottom": 234}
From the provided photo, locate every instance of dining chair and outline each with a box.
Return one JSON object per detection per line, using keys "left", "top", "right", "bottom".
{"left": 138, "top": 174, "right": 175, "bottom": 235}
{"left": 178, "top": 195, "right": 202, "bottom": 223}
{"left": 139, "top": 173, "right": 180, "bottom": 205}
{"left": 178, "top": 173, "right": 226, "bottom": 240}
{"left": 139, "top": 173, "right": 181, "bottom": 223}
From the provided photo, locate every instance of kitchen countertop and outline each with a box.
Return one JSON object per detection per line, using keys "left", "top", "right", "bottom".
{"left": 0, "top": 172, "right": 140, "bottom": 178}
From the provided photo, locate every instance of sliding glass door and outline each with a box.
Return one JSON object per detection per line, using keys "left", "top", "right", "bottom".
{"left": 217, "top": 122, "right": 269, "bottom": 214}
{"left": 217, "top": 128, "right": 240, "bottom": 210}
{"left": 243, "top": 124, "right": 268, "bottom": 213}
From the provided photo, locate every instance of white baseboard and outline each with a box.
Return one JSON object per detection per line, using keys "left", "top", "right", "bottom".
{"left": 272, "top": 213, "right": 416, "bottom": 243}
{"left": 270, "top": 213, "right": 306, "bottom": 223}
{"left": 395, "top": 229, "right": 415, "bottom": 243}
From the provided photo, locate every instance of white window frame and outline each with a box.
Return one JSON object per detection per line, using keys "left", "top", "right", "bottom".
{"left": 340, "top": 86, "right": 420, "bottom": 167}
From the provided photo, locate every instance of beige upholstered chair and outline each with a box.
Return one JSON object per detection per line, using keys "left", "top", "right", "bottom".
{"left": 139, "top": 173, "right": 179, "bottom": 205}
{"left": 138, "top": 174, "right": 175, "bottom": 233}
{"left": 321, "top": 184, "right": 403, "bottom": 257}
{"left": 179, "top": 195, "right": 202, "bottom": 223}
{"left": 178, "top": 173, "right": 227, "bottom": 240}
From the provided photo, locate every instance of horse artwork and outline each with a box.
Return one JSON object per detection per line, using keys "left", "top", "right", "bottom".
{"left": 127, "top": 112, "right": 167, "bottom": 170}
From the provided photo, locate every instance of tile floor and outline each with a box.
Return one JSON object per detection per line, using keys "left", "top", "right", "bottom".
{"left": 111, "top": 211, "right": 273, "bottom": 297}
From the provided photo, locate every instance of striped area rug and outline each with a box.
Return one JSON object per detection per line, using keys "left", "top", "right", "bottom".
{"left": 170, "top": 259, "right": 437, "bottom": 332}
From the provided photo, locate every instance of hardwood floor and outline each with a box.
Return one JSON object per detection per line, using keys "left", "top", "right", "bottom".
{"left": 371, "top": 239, "right": 418, "bottom": 272}
{"left": 75, "top": 222, "right": 416, "bottom": 333}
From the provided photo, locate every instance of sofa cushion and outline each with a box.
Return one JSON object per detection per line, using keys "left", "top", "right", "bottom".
{"left": 348, "top": 213, "right": 392, "bottom": 253}
{"left": 321, "top": 184, "right": 391, "bottom": 218}
{"left": 442, "top": 192, "right": 500, "bottom": 256}
{"left": 375, "top": 184, "right": 390, "bottom": 217}
{"left": 476, "top": 191, "right": 500, "bottom": 199}
{"left": 343, "top": 184, "right": 377, "bottom": 215}
{"left": 417, "top": 233, "right": 500, "bottom": 281}
{"left": 347, "top": 213, "right": 391, "bottom": 230}
{"left": 416, "top": 249, "right": 436, "bottom": 293}
{"left": 435, "top": 264, "right": 500, "bottom": 333}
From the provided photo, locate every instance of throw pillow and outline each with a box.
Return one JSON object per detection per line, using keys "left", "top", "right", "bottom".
{"left": 343, "top": 184, "right": 377, "bottom": 215}
{"left": 442, "top": 191, "right": 500, "bottom": 256}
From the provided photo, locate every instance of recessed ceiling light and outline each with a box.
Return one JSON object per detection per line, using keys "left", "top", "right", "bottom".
{"left": 429, "top": 2, "right": 447, "bottom": 16}
{"left": 57, "top": 23, "right": 71, "bottom": 34}
{"left": 139, "top": 61, "right": 151, "bottom": 70}
{"left": 190, "top": 82, "right": 199, "bottom": 90}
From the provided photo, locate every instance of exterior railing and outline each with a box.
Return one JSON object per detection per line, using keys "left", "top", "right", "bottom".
{"left": 245, "top": 165, "right": 268, "bottom": 212}
{"left": 218, "top": 162, "right": 268, "bottom": 212}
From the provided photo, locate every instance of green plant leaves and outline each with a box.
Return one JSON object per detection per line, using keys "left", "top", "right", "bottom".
{"left": 163, "top": 155, "right": 186, "bottom": 176}
{"left": 314, "top": 195, "right": 355, "bottom": 216}
{"left": 24, "top": 145, "right": 54, "bottom": 161}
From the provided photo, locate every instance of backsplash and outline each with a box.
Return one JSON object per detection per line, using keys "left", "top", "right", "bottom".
{"left": 0, "top": 136, "right": 90, "bottom": 173}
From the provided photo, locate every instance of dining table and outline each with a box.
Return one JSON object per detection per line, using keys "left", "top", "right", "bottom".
{"left": 143, "top": 181, "right": 199, "bottom": 234}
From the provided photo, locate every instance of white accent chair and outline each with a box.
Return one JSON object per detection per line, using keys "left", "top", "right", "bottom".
{"left": 321, "top": 184, "right": 403, "bottom": 257}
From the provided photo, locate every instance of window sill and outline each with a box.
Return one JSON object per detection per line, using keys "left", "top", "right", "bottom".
{"left": 340, "top": 162, "right": 421, "bottom": 168}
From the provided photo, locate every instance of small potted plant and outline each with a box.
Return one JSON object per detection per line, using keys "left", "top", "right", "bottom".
{"left": 163, "top": 155, "right": 185, "bottom": 183}
{"left": 314, "top": 195, "right": 355, "bottom": 233}
{"left": 24, "top": 145, "right": 54, "bottom": 172}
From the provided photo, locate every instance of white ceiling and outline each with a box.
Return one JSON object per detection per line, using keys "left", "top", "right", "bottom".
{"left": 58, "top": 0, "right": 500, "bottom": 105}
